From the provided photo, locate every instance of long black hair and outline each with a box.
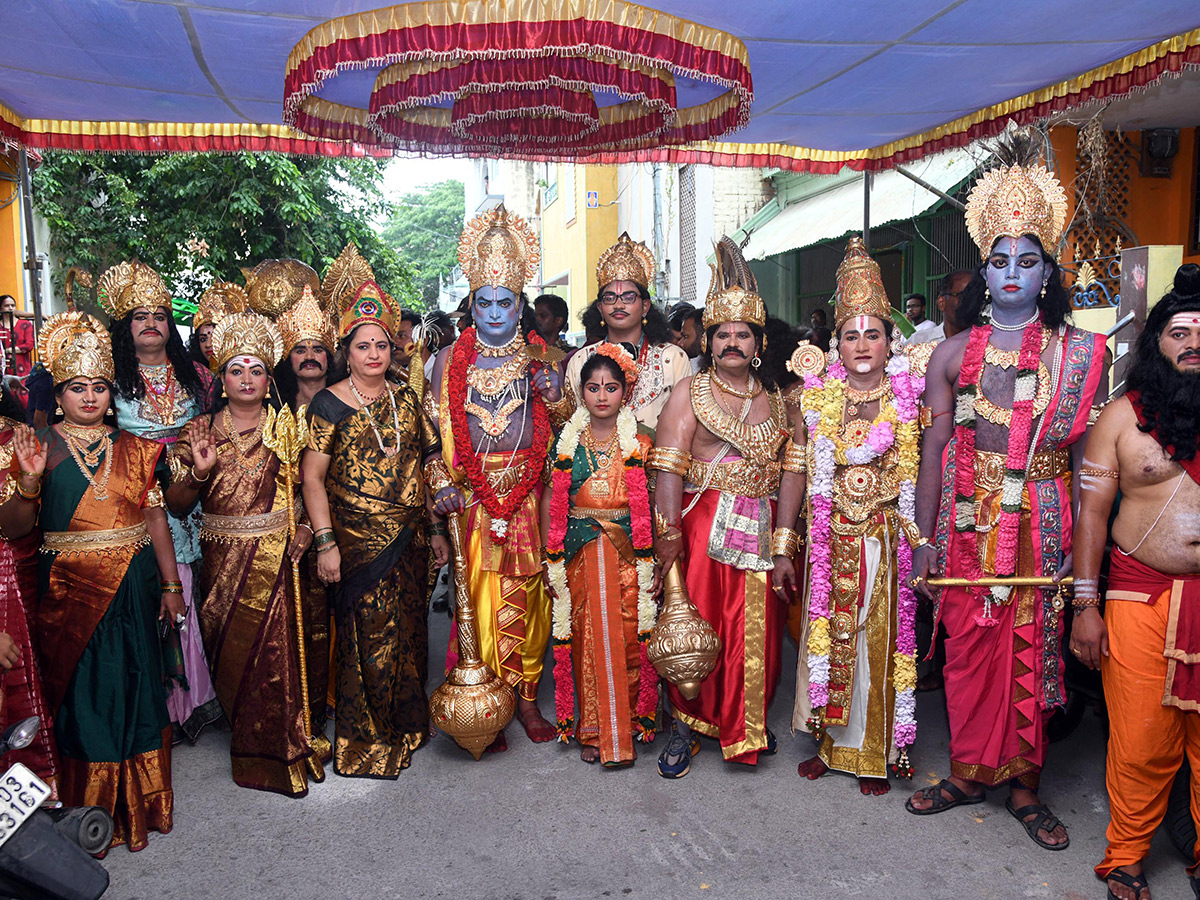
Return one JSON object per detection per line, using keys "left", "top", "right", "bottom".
{"left": 955, "top": 237, "right": 1072, "bottom": 330}
{"left": 111, "top": 311, "right": 206, "bottom": 402}
{"left": 1126, "top": 263, "right": 1200, "bottom": 462}
{"left": 698, "top": 322, "right": 781, "bottom": 391}
{"left": 580, "top": 285, "right": 673, "bottom": 345}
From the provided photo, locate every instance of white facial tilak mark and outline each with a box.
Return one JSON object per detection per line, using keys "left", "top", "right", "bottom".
{"left": 854, "top": 362, "right": 872, "bottom": 373}
{"left": 1168, "top": 314, "right": 1200, "bottom": 329}
{"left": 852, "top": 315, "right": 870, "bottom": 333}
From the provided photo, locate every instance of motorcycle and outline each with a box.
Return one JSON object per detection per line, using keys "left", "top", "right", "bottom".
{"left": 0, "top": 716, "right": 112, "bottom": 900}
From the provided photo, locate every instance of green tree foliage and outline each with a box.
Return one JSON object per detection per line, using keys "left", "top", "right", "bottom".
{"left": 32, "top": 151, "right": 417, "bottom": 313}
{"left": 380, "top": 179, "right": 465, "bottom": 307}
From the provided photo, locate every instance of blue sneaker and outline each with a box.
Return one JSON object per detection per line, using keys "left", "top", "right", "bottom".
{"left": 657, "top": 730, "right": 700, "bottom": 779}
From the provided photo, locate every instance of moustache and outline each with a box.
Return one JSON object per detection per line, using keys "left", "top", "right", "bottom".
{"left": 141, "top": 328, "right": 161, "bottom": 336}
{"left": 719, "top": 348, "right": 746, "bottom": 358}
{"left": 299, "top": 361, "right": 324, "bottom": 370}
{"left": 1179, "top": 351, "right": 1200, "bottom": 360}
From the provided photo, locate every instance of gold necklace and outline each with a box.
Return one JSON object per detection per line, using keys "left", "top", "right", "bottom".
{"left": 60, "top": 423, "right": 109, "bottom": 466}
{"left": 690, "top": 372, "right": 789, "bottom": 463}
{"left": 467, "top": 354, "right": 529, "bottom": 398}
{"left": 711, "top": 371, "right": 761, "bottom": 400}
{"left": 844, "top": 378, "right": 889, "bottom": 417}
{"left": 62, "top": 426, "right": 113, "bottom": 501}
{"left": 348, "top": 378, "right": 402, "bottom": 458}
{"left": 465, "top": 396, "right": 523, "bottom": 438}
{"left": 221, "top": 407, "right": 267, "bottom": 476}
{"left": 975, "top": 362, "right": 1052, "bottom": 425}
{"left": 983, "top": 328, "right": 1052, "bottom": 370}
{"left": 476, "top": 332, "right": 525, "bottom": 358}
{"left": 581, "top": 424, "right": 620, "bottom": 496}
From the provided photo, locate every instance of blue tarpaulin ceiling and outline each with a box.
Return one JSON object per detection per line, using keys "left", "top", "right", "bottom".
{"left": 1, "top": 1, "right": 1198, "bottom": 171}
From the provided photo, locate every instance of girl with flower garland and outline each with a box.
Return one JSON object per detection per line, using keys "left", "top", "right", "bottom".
{"left": 790, "top": 238, "right": 923, "bottom": 797}
{"left": 541, "top": 345, "right": 658, "bottom": 766}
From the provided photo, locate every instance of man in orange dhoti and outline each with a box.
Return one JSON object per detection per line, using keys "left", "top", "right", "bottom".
{"left": 427, "top": 206, "right": 572, "bottom": 753}
{"left": 1072, "top": 266, "right": 1200, "bottom": 900}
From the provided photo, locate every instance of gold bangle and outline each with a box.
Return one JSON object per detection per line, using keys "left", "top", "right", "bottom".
{"left": 15, "top": 480, "right": 40, "bottom": 502}
{"left": 423, "top": 456, "right": 454, "bottom": 493}
{"left": 1072, "top": 596, "right": 1101, "bottom": 610}
{"left": 646, "top": 446, "right": 692, "bottom": 477}
{"left": 189, "top": 465, "right": 211, "bottom": 484}
{"left": 781, "top": 440, "right": 807, "bottom": 474}
{"left": 771, "top": 527, "right": 800, "bottom": 559}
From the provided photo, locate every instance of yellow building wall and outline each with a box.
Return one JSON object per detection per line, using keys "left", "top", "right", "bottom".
{"left": 0, "top": 156, "right": 26, "bottom": 311}
{"left": 539, "top": 163, "right": 619, "bottom": 337}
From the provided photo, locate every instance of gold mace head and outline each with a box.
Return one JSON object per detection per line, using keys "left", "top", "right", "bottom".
{"left": 646, "top": 561, "right": 722, "bottom": 701}
{"left": 428, "top": 662, "right": 515, "bottom": 760}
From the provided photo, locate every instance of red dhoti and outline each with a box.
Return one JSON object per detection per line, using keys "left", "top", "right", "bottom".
{"left": 667, "top": 489, "right": 784, "bottom": 764}
{"left": 1097, "top": 549, "right": 1200, "bottom": 878}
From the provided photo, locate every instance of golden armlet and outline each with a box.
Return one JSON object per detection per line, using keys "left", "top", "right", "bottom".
{"left": 167, "top": 450, "right": 188, "bottom": 485}
{"left": 144, "top": 484, "right": 166, "bottom": 509}
{"left": 654, "top": 509, "right": 680, "bottom": 538}
{"left": 899, "top": 517, "right": 929, "bottom": 550}
{"left": 770, "top": 527, "right": 800, "bottom": 559}
{"left": 919, "top": 406, "right": 933, "bottom": 429}
{"left": 543, "top": 390, "right": 576, "bottom": 429}
{"left": 646, "top": 446, "right": 692, "bottom": 477}
{"left": 781, "top": 440, "right": 807, "bottom": 474}
{"left": 1087, "top": 400, "right": 1110, "bottom": 427}
{"left": 424, "top": 456, "right": 454, "bottom": 493}
{"left": 1079, "top": 466, "right": 1119, "bottom": 480}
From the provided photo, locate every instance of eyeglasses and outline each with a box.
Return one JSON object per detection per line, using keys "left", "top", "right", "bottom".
{"left": 599, "top": 291, "right": 641, "bottom": 307}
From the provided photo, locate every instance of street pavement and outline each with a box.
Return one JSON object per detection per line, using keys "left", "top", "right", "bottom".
{"left": 100, "top": 609, "right": 1194, "bottom": 900}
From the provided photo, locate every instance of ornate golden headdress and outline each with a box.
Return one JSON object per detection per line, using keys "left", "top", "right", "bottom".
{"left": 244, "top": 258, "right": 321, "bottom": 319}
{"left": 193, "top": 280, "right": 249, "bottom": 331}
{"left": 208, "top": 311, "right": 284, "bottom": 373}
{"left": 96, "top": 260, "right": 171, "bottom": 321}
{"left": 703, "top": 236, "right": 765, "bottom": 330}
{"left": 834, "top": 236, "right": 892, "bottom": 329}
{"left": 458, "top": 204, "right": 539, "bottom": 296}
{"left": 964, "top": 130, "right": 1068, "bottom": 258}
{"left": 596, "top": 232, "right": 655, "bottom": 291}
{"left": 320, "top": 243, "right": 375, "bottom": 313}
{"left": 278, "top": 284, "right": 335, "bottom": 352}
{"left": 37, "top": 312, "right": 115, "bottom": 384}
{"left": 338, "top": 281, "right": 398, "bottom": 343}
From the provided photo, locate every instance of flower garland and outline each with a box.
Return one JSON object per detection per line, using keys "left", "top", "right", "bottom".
{"left": 447, "top": 326, "right": 551, "bottom": 543}
{"left": 802, "top": 354, "right": 923, "bottom": 771}
{"left": 546, "top": 406, "right": 657, "bottom": 744}
{"left": 952, "top": 314, "right": 1045, "bottom": 617}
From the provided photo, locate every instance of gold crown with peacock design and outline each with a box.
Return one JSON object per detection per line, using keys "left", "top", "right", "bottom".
{"left": 596, "top": 232, "right": 655, "bottom": 291}
{"left": 96, "top": 260, "right": 171, "bottom": 321}
{"left": 37, "top": 312, "right": 115, "bottom": 384}
{"left": 834, "top": 236, "right": 892, "bottom": 329}
{"left": 337, "top": 280, "right": 398, "bottom": 343}
{"left": 193, "top": 280, "right": 249, "bottom": 331}
{"left": 458, "top": 204, "right": 539, "bottom": 296}
{"left": 208, "top": 311, "right": 284, "bottom": 373}
{"left": 277, "top": 284, "right": 335, "bottom": 352}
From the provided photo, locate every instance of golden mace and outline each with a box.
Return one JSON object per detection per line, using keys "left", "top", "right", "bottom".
{"left": 926, "top": 576, "right": 1074, "bottom": 587}
{"left": 647, "top": 560, "right": 722, "bottom": 701}
{"left": 262, "top": 404, "right": 325, "bottom": 782}
{"left": 428, "top": 513, "right": 515, "bottom": 759}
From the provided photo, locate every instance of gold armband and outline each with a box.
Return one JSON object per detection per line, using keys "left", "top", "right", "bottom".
{"left": 144, "top": 484, "right": 166, "bottom": 509}
{"left": 1087, "top": 400, "right": 1110, "bottom": 427}
{"left": 543, "top": 390, "right": 576, "bottom": 430}
{"left": 646, "top": 446, "right": 692, "bottom": 477}
{"left": 654, "top": 509, "right": 680, "bottom": 539}
{"left": 1079, "top": 466, "right": 1119, "bottom": 480}
{"left": 781, "top": 440, "right": 807, "bottom": 474}
{"left": 771, "top": 527, "right": 801, "bottom": 559}
{"left": 423, "top": 456, "right": 454, "bottom": 493}
{"left": 167, "top": 449, "right": 188, "bottom": 485}
{"left": 919, "top": 406, "right": 933, "bottom": 429}
{"left": 900, "top": 518, "right": 929, "bottom": 550}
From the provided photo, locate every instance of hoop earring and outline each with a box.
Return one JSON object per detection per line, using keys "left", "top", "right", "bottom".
{"left": 751, "top": 355, "right": 761, "bottom": 369}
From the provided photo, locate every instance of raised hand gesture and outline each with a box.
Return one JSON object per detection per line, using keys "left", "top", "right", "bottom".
{"left": 188, "top": 418, "right": 218, "bottom": 480}
{"left": 12, "top": 426, "right": 46, "bottom": 477}
{"left": 533, "top": 364, "right": 563, "bottom": 403}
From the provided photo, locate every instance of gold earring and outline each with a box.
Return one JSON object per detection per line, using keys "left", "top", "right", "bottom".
{"left": 55, "top": 405, "right": 62, "bottom": 415}
{"left": 642, "top": 316, "right": 647, "bottom": 326}
{"left": 220, "top": 383, "right": 226, "bottom": 397}
{"left": 984, "top": 287, "right": 991, "bottom": 301}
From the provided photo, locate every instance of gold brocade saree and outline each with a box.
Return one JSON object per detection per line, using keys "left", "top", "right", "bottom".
{"left": 176, "top": 423, "right": 314, "bottom": 797}
{"left": 307, "top": 385, "right": 439, "bottom": 778}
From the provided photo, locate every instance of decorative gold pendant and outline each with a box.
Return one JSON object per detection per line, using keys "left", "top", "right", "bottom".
{"left": 591, "top": 479, "right": 610, "bottom": 496}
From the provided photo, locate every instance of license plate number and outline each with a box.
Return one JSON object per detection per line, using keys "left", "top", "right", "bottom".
{"left": 0, "top": 763, "right": 49, "bottom": 850}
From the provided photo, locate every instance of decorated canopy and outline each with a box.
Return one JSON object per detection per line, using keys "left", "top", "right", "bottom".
{"left": 1, "top": 1, "right": 1198, "bottom": 172}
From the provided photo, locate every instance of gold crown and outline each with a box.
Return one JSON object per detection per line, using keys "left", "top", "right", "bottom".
{"left": 37, "top": 312, "right": 115, "bottom": 384}
{"left": 278, "top": 284, "right": 335, "bottom": 352}
{"left": 596, "top": 232, "right": 655, "bottom": 291}
{"left": 965, "top": 163, "right": 1068, "bottom": 258}
{"left": 96, "top": 260, "right": 171, "bottom": 321}
{"left": 193, "top": 280, "right": 249, "bottom": 331}
{"left": 320, "top": 243, "right": 375, "bottom": 313}
{"left": 834, "top": 236, "right": 892, "bottom": 328}
{"left": 208, "top": 311, "right": 284, "bottom": 373}
{"left": 338, "top": 281, "right": 398, "bottom": 343}
{"left": 458, "top": 204, "right": 539, "bottom": 295}
{"left": 703, "top": 236, "right": 765, "bottom": 329}
{"left": 244, "top": 258, "right": 320, "bottom": 319}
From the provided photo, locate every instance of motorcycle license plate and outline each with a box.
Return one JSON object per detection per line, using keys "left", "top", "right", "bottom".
{"left": 0, "top": 763, "right": 50, "bottom": 850}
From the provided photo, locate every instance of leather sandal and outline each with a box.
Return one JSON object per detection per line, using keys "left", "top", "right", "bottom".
{"left": 1006, "top": 797, "right": 1069, "bottom": 851}
{"left": 1105, "top": 868, "right": 1149, "bottom": 900}
{"left": 904, "top": 778, "right": 985, "bottom": 815}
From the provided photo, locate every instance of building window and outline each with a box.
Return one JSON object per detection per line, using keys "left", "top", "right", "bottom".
{"left": 543, "top": 163, "right": 559, "bottom": 208}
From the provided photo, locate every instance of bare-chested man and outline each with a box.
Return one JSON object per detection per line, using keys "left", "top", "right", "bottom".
{"left": 1072, "top": 264, "right": 1200, "bottom": 900}
{"left": 649, "top": 238, "right": 803, "bottom": 778}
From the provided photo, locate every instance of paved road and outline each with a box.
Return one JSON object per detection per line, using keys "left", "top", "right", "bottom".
{"left": 100, "top": 611, "right": 1193, "bottom": 900}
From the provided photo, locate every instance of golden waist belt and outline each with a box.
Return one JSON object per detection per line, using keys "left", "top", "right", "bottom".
{"left": 686, "top": 458, "right": 781, "bottom": 498}
{"left": 42, "top": 522, "right": 150, "bottom": 555}
{"left": 974, "top": 448, "right": 1071, "bottom": 492}
{"left": 569, "top": 506, "right": 630, "bottom": 522}
{"left": 201, "top": 508, "right": 289, "bottom": 541}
